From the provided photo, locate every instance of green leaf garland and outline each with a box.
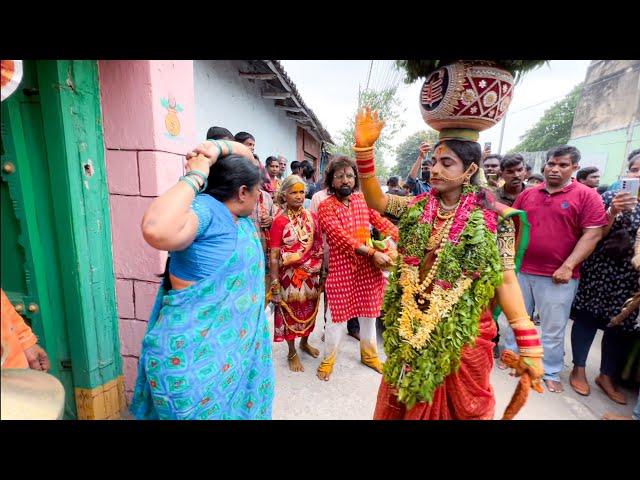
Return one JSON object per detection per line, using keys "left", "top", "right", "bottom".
{"left": 382, "top": 196, "right": 503, "bottom": 409}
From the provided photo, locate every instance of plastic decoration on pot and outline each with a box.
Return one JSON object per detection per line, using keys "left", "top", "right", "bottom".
{"left": 397, "top": 60, "right": 546, "bottom": 140}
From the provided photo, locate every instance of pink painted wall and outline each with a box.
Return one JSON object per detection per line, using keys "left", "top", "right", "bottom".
{"left": 99, "top": 60, "right": 196, "bottom": 403}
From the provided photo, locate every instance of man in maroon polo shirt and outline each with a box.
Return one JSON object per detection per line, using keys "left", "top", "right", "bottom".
{"left": 502, "top": 145, "right": 607, "bottom": 393}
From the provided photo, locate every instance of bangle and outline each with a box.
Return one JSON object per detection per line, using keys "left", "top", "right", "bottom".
{"left": 186, "top": 170, "right": 208, "bottom": 191}
{"left": 208, "top": 140, "right": 223, "bottom": 157}
{"left": 221, "top": 140, "right": 233, "bottom": 156}
{"left": 179, "top": 176, "right": 199, "bottom": 195}
{"left": 353, "top": 146, "right": 374, "bottom": 152}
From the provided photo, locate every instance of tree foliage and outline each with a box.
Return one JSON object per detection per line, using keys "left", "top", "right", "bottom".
{"left": 510, "top": 83, "right": 583, "bottom": 153}
{"left": 396, "top": 60, "right": 547, "bottom": 84}
{"left": 390, "top": 129, "right": 440, "bottom": 178}
{"left": 328, "top": 87, "right": 406, "bottom": 180}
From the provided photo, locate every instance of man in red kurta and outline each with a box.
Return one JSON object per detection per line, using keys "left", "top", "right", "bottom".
{"left": 316, "top": 156, "right": 398, "bottom": 381}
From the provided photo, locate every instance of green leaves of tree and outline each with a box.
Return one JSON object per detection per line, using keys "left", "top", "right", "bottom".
{"left": 511, "top": 83, "right": 584, "bottom": 153}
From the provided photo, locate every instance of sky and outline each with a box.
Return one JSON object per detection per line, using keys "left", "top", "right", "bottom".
{"left": 280, "top": 60, "right": 591, "bottom": 167}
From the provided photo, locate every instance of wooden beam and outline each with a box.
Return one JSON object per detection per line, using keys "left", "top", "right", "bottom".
{"left": 262, "top": 91, "right": 292, "bottom": 99}
{"left": 287, "top": 112, "right": 312, "bottom": 122}
{"left": 275, "top": 105, "right": 305, "bottom": 112}
{"left": 239, "top": 72, "right": 277, "bottom": 80}
{"left": 264, "top": 60, "right": 323, "bottom": 136}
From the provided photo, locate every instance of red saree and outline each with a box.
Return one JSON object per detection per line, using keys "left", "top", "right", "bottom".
{"left": 374, "top": 309, "right": 497, "bottom": 420}
{"left": 270, "top": 209, "right": 324, "bottom": 342}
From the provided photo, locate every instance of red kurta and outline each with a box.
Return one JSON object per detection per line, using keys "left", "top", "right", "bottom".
{"left": 317, "top": 193, "right": 398, "bottom": 323}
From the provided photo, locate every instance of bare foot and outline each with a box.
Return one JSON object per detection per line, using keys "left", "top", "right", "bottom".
{"left": 602, "top": 411, "right": 632, "bottom": 420}
{"left": 300, "top": 342, "right": 320, "bottom": 358}
{"left": 595, "top": 375, "right": 626, "bottom": 405}
{"left": 544, "top": 379, "right": 564, "bottom": 393}
{"left": 569, "top": 367, "right": 590, "bottom": 396}
{"left": 287, "top": 352, "right": 304, "bottom": 372}
{"left": 317, "top": 369, "right": 331, "bottom": 381}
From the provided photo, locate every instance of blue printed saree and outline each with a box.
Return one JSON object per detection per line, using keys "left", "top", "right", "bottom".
{"left": 130, "top": 217, "right": 274, "bottom": 420}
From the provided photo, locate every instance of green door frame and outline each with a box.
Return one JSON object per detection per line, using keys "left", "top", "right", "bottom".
{"left": 2, "top": 60, "right": 124, "bottom": 419}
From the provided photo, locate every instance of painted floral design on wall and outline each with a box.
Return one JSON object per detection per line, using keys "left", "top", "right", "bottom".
{"left": 161, "top": 94, "right": 184, "bottom": 137}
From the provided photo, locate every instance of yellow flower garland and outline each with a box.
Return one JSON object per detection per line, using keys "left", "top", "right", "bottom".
{"left": 397, "top": 262, "right": 474, "bottom": 350}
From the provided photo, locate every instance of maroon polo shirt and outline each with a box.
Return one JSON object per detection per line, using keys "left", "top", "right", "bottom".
{"left": 512, "top": 179, "right": 607, "bottom": 279}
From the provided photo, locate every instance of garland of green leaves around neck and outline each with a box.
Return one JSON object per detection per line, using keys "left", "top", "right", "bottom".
{"left": 381, "top": 185, "right": 503, "bottom": 409}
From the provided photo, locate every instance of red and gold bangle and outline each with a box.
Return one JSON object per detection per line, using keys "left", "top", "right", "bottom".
{"left": 512, "top": 325, "right": 543, "bottom": 357}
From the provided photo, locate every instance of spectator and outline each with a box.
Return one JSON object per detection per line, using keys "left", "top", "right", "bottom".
{"left": 265, "top": 156, "right": 281, "bottom": 196}
{"left": 269, "top": 175, "right": 324, "bottom": 372}
{"left": 609, "top": 149, "right": 640, "bottom": 192}
{"left": 482, "top": 153, "right": 503, "bottom": 190}
{"left": 301, "top": 161, "right": 317, "bottom": 200}
{"left": 569, "top": 154, "right": 640, "bottom": 404}
{"left": 386, "top": 176, "right": 405, "bottom": 196}
{"left": 496, "top": 153, "right": 528, "bottom": 207}
{"left": 206, "top": 126, "right": 234, "bottom": 141}
{"left": 290, "top": 160, "right": 302, "bottom": 177}
{"left": 278, "top": 155, "right": 287, "bottom": 179}
{"left": 527, "top": 173, "right": 545, "bottom": 186}
{"left": 316, "top": 156, "right": 397, "bottom": 381}
{"left": 525, "top": 163, "right": 533, "bottom": 181}
{"left": 405, "top": 141, "right": 432, "bottom": 195}
{"left": 234, "top": 131, "right": 256, "bottom": 154}
{"left": 133, "top": 140, "right": 274, "bottom": 419}
{"left": 576, "top": 167, "right": 601, "bottom": 188}
{"left": 502, "top": 145, "right": 608, "bottom": 394}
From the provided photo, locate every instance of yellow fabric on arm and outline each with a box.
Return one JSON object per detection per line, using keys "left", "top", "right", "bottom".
{"left": 360, "top": 176, "right": 388, "bottom": 213}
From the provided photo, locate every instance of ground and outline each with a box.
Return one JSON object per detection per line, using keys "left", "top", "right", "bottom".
{"left": 270, "top": 298, "right": 639, "bottom": 420}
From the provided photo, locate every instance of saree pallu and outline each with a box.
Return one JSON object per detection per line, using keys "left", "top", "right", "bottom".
{"left": 374, "top": 310, "right": 497, "bottom": 420}
{"left": 272, "top": 211, "right": 323, "bottom": 342}
{"left": 130, "top": 218, "right": 275, "bottom": 420}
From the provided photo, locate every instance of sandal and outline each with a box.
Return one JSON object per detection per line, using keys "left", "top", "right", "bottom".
{"left": 595, "top": 376, "right": 626, "bottom": 405}
{"left": 569, "top": 371, "right": 590, "bottom": 396}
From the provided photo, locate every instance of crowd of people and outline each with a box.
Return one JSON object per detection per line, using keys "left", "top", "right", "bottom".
{"left": 122, "top": 115, "right": 639, "bottom": 420}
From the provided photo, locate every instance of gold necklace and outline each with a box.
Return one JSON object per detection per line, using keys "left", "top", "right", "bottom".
{"left": 287, "top": 208, "right": 312, "bottom": 245}
{"left": 438, "top": 198, "right": 460, "bottom": 211}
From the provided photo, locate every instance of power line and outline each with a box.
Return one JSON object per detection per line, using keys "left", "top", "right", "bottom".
{"left": 365, "top": 60, "right": 373, "bottom": 91}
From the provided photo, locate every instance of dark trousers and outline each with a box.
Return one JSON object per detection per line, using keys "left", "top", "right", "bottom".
{"left": 571, "top": 309, "right": 629, "bottom": 378}
{"left": 347, "top": 318, "right": 360, "bottom": 334}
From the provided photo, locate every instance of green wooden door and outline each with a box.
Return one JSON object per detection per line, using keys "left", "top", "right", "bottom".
{"left": 1, "top": 61, "right": 77, "bottom": 418}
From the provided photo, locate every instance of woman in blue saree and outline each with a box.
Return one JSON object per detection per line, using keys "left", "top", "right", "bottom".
{"left": 130, "top": 140, "right": 275, "bottom": 420}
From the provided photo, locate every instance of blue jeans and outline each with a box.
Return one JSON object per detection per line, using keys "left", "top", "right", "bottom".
{"left": 503, "top": 273, "right": 578, "bottom": 382}
{"left": 633, "top": 395, "right": 640, "bottom": 420}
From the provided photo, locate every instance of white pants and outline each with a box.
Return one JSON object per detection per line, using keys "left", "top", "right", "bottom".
{"left": 323, "top": 306, "right": 377, "bottom": 360}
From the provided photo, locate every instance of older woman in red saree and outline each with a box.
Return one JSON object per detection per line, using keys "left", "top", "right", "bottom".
{"left": 269, "top": 175, "right": 325, "bottom": 372}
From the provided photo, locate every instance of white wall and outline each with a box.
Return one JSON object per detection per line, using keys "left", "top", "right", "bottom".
{"left": 194, "top": 60, "right": 298, "bottom": 170}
